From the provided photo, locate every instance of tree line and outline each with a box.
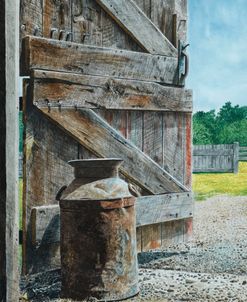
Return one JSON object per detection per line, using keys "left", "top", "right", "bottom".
{"left": 193, "top": 102, "right": 247, "bottom": 146}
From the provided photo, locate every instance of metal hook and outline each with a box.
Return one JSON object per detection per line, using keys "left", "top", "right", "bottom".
{"left": 50, "top": 28, "right": 58, "bottom": 39}
{"left": 66, "top": 32, "right": 73, "bottom": 41}
{"left": 34, "top": 26, "right": 39, "bottom": 36}
{"left": 59, "top": 30, "right": 65, "bottom": 40}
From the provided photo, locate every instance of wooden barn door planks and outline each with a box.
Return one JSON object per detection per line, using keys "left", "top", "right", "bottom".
{"left": 20, "top": 0, "right": 192, "bottom": 274}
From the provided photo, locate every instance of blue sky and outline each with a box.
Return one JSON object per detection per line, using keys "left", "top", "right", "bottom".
{"left": 187, "top": 0, "right": 247, "bottom": 112}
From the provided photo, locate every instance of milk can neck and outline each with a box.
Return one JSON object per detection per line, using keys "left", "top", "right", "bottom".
{"left": 68, "top": 158, "right": 123, "bottom": 179}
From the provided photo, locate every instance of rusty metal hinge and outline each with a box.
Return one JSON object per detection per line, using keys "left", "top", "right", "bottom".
{"left": 178, "top": 40, "right": 190, "bottom": 86}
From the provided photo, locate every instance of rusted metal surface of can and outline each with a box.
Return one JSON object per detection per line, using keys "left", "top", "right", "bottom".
{"left": 59, "top": 159, "right": 139, "bottom": 301}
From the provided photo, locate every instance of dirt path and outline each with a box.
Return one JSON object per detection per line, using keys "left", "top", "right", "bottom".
{"left": 21, "top": 195, "right": 247, "bottom": 301}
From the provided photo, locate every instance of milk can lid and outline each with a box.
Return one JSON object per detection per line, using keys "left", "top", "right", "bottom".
{"left": 61, "top": 178, "right": 132, "bottom": 201}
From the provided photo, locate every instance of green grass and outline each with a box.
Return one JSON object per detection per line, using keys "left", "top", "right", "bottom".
{"left": 193, "top": 161, "right": 247, "bottom": 201}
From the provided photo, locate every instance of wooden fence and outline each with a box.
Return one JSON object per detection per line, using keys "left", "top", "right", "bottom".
{"left": 193, "top": 143, "right": 239, "bottom": 173}
{"left": 239, "top": 147, "right": 247, "bottom": 161}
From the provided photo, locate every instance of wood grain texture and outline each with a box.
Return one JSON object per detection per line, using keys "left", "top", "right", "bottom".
{"left": 23, "top": 82, "right": 79, "bottom": 274}
{"left": 132, "top": 0, "right": 151, "bottom": 17}
{"left": 163, "top": 112, "right": 186, "bottom": 184}
{"left": 141, "top": 224, "right": 162, "bottom": 251}
{"left": 37, "top": 107, "right": 188, "bottom": 194}
{"left": 136, "top": 192, "right": 193, "bottom": 227}
{"left": 72, "top": 0, "right": 142, "bottom": 51}
{"left": 151, "top": 0, "right": 174, "bottom": 44}
{"left": 43, "top": 0, "right": 72, "bottom": 39}
{"left": 151, "top": 0, "right": 187, "bottom": 46}
{"left": 95, "top": 0, "right": 177, "bottom": 56}
{"left": 21, "top": 36, "right": 179, "bottom": 85}
{"left": 31, "top": 70, "right": 193, "bottom": 112}
{"left": 31, "top": 205, "right": 60, "bottom": 246}
{"left": 20, "top": 0, "right": 43, "bottom": 40}
{"left": 0, "top": 0, "right": 19, "bottom": 299}
{"left": 28, "top": 192, "right": 193, "bottom": 246}
{"left": 193, "top": 144, "right": 238, "bottom": 174}
{"left": 143, "top": 112, "right": 163, "bottom": 166}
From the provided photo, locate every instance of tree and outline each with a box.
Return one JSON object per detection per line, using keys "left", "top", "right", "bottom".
{"left": 193, "top": 120, "right": 212, "bottom": 144}
{"left": 218, "top": 119, "right": 247, "bottom": 146}
{"left": 193, "top": 102, "right": 247, "bottom": 146}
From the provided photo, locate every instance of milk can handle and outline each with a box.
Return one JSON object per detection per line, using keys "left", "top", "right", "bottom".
{"left": 56, "top": 185, "right": 68, "bottom": 201}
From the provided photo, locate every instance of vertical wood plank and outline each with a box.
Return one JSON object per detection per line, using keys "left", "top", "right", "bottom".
{"left": 72, "top": 0, "right": 103, "bottom": 46}
{"left": 142, "top": 224, "right": 161, "bottom": 251}
{"left": 163, "top": 112, "right": 185, "bottom": 184}
{"left": 141, "top": 111, "right": 163, "bottom": 250}
{"left": 183, "top": 217, "right": 193, "bottom": 242}
{"left": 174, "top": 0, "right": 187, "bottom": 43}
{"left": 151, "top": 0, "right": 187, "bottom": 46}
{"left": 127, "top": 111, "right": 143, "bottom": 150}
{"left": 43, "top": 0, "right": 72, "bottom": 39}
{"left": 0, "top": 0, "right": 19, "bottom": 299}
{"left": 233, "top": 142, "right": 239, "bottom": 174}
{"left": 151, "top": 0, "right": 174, "bottom": 44}
{"left": 185, "top": 113, "right": 192, "bottom": 188}
{"left": 23, "top": 83, "right": 79, "bottom": 274}
{"left": 161, "top": 220, "right": 184, "bottom": 247}
{"left": 20, "top": 0, "right": 43, "bottom": 41}
{"left": 143, "top": 112, "right": 163, "bottom": 166}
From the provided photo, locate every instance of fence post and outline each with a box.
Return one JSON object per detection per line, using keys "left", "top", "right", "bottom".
{"left": 233, "top": 142, "right": 239, "bottom": 174}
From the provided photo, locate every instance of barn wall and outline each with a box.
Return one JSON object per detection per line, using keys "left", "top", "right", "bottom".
{"left": 20, "top": 0, "right": 192, "bottom": 274}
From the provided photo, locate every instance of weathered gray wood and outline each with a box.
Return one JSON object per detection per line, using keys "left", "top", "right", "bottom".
{"left": 193, "top": 144, "right": 239, "bottom": 173}
{"left": 20, "top": 0, "right": 43, "bottom": 41}
{"left": 38, "top": 107, "right": 188, "bottom": 194}
{"left": 239, "top": 146, "right": 247, "bottom": 161}
{"left": 141, "top": 224, "right": 162, "bottom": 251}
{"left": 163, "top": 112, "right": 186, "bottom": 184}
{"left": 21, "top": 36, "right": 179, "bottom": 85}
{"left": 151, "top": 0, "right": 187, "bottom": 46}
{"left": 233, "top": 142, "right": 239, "bottom": 173}
{"left": 31, "top": 205, "right": 60, "bottom": 246}
{"left": 95, "top": 0, "right": 177, "bottom": 57}
{"left": 43, "top": 0, "right": 72, "bottom": 39}
{"left": 29, "top": 192, "right": 193, "bottom": 246}
{"left": 0, "top": 0, "right": 19, "bottom": 300}
{"left": 31, "top": 70, "right": 193, "bottom": 112}
{"left": 193, "top": 149, "right": 233, "bottom": 156}
{"left": 136, "top": 192, "right": 193, "bottom": 226}
{"left": 22, "top": 81, "right": 78, "bottom": 274}
{"left": 132, "top": 0, "right": 151, "bottom": 17}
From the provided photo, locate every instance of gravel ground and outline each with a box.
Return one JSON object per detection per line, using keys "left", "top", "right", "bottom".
{"left": 20, "top": 195, "right": 247, "bottom": 301}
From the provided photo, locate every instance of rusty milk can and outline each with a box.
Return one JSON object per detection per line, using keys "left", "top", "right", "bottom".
{"left": 59, "top": 159, "right": 139, "bottom": 301}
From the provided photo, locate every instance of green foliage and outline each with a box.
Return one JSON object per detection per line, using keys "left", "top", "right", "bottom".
{"left": 218, "top": 119, "right": 247, "bottom": 145}
{"left": 193, "top": 102, "right": 247, "bottom": 146}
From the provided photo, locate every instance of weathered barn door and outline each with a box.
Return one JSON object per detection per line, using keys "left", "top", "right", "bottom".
{"left": 20, "top": 0, "right": 193, "bottom": 275}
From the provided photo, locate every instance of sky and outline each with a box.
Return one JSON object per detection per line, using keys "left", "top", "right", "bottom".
{"left": 187, "top": 0, "right": 247, "bottom": 112}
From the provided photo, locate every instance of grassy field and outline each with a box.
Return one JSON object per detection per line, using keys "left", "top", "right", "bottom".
{"left": 193, "top": 161, "right": 247, "bottom": 200}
